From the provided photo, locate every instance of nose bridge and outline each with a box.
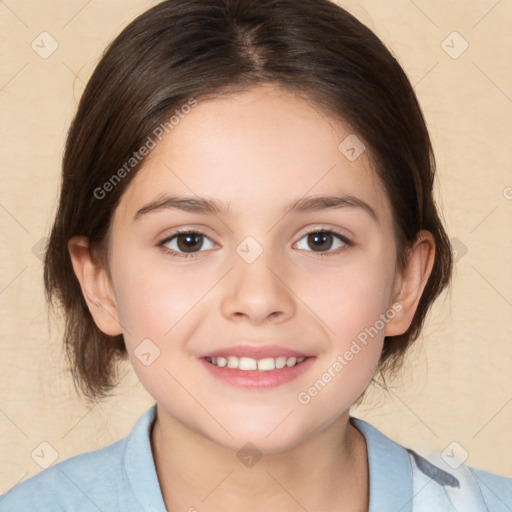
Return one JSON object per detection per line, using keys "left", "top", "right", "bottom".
{"left": 220, "top": 236, "right": 295, "bottom": 323}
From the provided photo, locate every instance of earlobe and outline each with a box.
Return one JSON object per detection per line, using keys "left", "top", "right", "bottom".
{"left": 67, "top": 236, "right": 123, "bottom": 336}
{"left": 384, "top": 230, "right": 436, "bottom": 337}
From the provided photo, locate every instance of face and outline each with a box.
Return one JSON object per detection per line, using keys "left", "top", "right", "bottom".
{"left": 102, "top": 84, "right": 403, "bottom": 452}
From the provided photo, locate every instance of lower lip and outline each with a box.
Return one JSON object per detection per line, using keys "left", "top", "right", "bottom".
{"left": 200, "top": 357, "right": 315, "bottom": 389}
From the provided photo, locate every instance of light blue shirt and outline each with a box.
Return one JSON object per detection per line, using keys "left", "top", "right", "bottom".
{"left": 1, "top": 404, "right": 510, "bottom": 511}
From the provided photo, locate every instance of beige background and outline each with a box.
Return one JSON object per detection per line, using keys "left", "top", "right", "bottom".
{"left": 1, "top": 0, "right": 511, "bottom": 494}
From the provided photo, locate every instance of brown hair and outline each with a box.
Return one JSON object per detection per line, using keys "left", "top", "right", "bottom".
{"left": 44, "top": 0, "right": 452, "bottom": 403}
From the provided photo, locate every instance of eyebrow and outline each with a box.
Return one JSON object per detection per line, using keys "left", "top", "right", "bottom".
{"left": 132, "top": 194, "right": 378, "bottom": 223}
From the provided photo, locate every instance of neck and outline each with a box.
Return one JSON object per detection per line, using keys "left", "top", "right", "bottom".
{"left": 150, "top": 406, "right": 369, "bottom": 512}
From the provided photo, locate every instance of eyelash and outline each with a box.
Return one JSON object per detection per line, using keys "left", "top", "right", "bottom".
{"left": 157, "top": 227, "right": 353, "bottom": 260}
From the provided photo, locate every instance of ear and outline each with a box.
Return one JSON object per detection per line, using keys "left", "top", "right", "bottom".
{"left": 384, "top": 230, "right": 436, "bottom": 337}
{"left": 67, "top": 236, "right": 123, "bottom": 336}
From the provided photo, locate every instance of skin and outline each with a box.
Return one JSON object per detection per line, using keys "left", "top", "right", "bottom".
{"left": 69, "top": 83, "right": 435, "bottom": 512}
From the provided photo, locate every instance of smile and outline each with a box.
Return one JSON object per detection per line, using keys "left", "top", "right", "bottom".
{"left": 204, "top": 355, "right": 307, "bottom": 371}
{"left": 200, "top": 354, "right": 314, "bottom": 389}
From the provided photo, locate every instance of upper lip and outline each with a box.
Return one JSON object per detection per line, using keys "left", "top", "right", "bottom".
{"left": 199, "top": 344, "right": 312, "bottom": 360}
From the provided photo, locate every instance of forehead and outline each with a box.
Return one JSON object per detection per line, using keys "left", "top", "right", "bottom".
{"left": 115, "top": 84, "right": 391, "bottom": 224}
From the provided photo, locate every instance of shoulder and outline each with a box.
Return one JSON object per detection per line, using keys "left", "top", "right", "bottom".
{"left": 468, "top": 465, "right": 512, "bottom": 510}
{"left": 350, "top": 417, "right": 512, "bottom": 511}
{"left": 0, "top": 436, "right": 129, "bottom": 511}
{"left": 407, "top": 447, "right": 512, "bottom": 511}
{"left": 0, "top": 405, "right": 162, "bottom": 512}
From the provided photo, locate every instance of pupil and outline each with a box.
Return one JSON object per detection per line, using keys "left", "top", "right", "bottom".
{"left": 178, "top": 233, "right": 202, "bottom": 252}
{"left": 309, "top": 232, "right": 332, "bottom": 251}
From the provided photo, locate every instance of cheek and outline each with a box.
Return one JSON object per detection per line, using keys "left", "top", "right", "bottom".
{"left": 303, "top": 259, "right": 395, "bottom": 341}
{"left": 112, "top": 256, "right": 207, "bottom": 345}
{"left": 299, "top": 258, "right": 394, "bottom": 388}
{"left": 294, "top": 268, "right": 391, "bottom": 411}
{"left": 111, "top": 262, "right": 199, "bottom": 399}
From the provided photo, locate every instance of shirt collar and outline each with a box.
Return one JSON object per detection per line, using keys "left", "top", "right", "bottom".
{"left": 124, "top": 405, "right": 414, "bottom": 512}
{"left": 124, "top": 404, "right": 167, "bottom": 512}
{"left": 350, "top": 417, "right": 413, "bottom": 512}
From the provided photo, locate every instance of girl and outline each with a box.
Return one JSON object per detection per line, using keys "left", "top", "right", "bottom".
{"left": 2, "top": 0, "right": 510, "bottom": 510}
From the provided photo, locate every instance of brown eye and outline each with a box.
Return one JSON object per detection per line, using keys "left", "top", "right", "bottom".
{"left": 159, "top": 230, "right": 215, "bottom": 257}
{"left": 307, "top": 231, "right": 334, "bottom": 252}
{"left": 175, "top": 232, "right": 204, "bottom": 253}
{"left": 295, "top": 229, "right": 351, "bottom": 255}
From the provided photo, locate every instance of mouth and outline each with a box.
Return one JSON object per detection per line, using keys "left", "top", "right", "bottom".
{"left": 204, "top": 355, "right": 308, "bottom": 371}
{"left": 199, "top": 347, "right": 315, "bottom": 389}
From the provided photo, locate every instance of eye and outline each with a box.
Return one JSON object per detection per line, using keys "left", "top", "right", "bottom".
{"left": 158, "top": 227, "right": 353, "bottom": 260}
{"left": 158, "top": 230, "right": 215, "bottom": 259}
{"left": 294, "top": 229, "right": 352, "bottom": 256}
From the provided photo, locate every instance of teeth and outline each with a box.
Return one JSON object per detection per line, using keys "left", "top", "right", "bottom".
{"left": 275, "top": 357, "right": 287, "bottom": 369}
{"left": 286, "top": 356, "right": 297, "bottom": 367}
{"left": 258, "top": 358, "right": 275, "bottom": 371}
{"left": 239, "top": 357, "right": 257, "bottom": 370}
{"left": 206, "top": 355, "right": 307, "bottom": 371}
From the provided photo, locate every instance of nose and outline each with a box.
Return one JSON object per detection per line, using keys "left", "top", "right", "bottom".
{"left": 220, "top": 249, "right": 296, "bottom": 325}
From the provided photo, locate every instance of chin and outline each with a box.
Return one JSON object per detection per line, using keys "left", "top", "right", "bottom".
{"left": 196, "top": 414, "right": 317, "bottom": 456}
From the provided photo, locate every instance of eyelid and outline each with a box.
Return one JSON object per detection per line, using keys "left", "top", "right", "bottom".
{"left": 293, "top": 226, "right": 353, "bottom": 257}
{"left": 295, "top": 224, "right": 352, "bottom": 243}
{"left": 158, "top": 227, "right": 217, "bottom": 250}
